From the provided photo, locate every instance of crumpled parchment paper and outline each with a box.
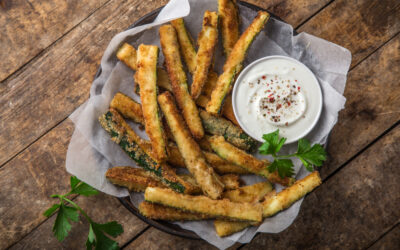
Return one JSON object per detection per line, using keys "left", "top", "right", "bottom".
{"left": 66, "top": 0, "right": 351, "bottom": 248}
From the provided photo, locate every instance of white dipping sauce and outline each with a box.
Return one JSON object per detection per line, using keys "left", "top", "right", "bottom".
{"left": 232, "top": 56, "right": 322, "bottom": 144}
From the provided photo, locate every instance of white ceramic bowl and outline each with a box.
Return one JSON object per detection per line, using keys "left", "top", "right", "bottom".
{"left": 232, "top": 55, "right": 323, "bottom": 144}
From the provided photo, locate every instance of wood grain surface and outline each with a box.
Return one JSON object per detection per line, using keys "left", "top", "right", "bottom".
{"left": 0, "top": 119, "right": 148, "bottom": 249}
{"left": 243, "top": 126, "right": 400, "bottom": 249}
{"left": 0, "top": 0, "right": 109, "bottom": 82}
{"left": 323, "top": 34, "right": 400, "bottom": 179}
{"left": 0, "top": 0, "right": 399, "bottom": 249}
{"left": 0, "top": 120, "right": 74, "bottom": 249}
{"left": 9, "top": 193, "right": 148, "bottom": 250}
{"left": 368, "top": 223, "right": 400, "bottom": 250}
{"left": 124, "top": 227, "right": 217, "bottom": 250}
{"left": 0, "top": 0, "right": 168, "bottom": 167}
{"left": 298, "top": 0, "right": 400, "bottom": 68}
{"left": 244, "top": 0, "right": 331, "bottom": 27}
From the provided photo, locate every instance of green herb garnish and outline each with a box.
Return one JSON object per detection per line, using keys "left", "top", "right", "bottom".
{"left": 43, "top": 176, "right": 123, "bottom": 250}
{"left": 259, "top": 130, "right": 327, "bottom": 178}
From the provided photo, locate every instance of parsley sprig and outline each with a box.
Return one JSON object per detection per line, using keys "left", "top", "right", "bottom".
{"left": 43, "top": 176, "right": 123, "bottom": 250}
{"left": 259, "top": 130, "right": 327, "bottom": 178}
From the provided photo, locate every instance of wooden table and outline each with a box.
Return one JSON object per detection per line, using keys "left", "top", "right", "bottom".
{"left": 0, "top": 0, "right": 399, "bottom": 249}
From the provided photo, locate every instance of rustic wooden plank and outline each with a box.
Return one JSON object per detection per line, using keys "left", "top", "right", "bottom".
{"left": 0, "top": 0, "right": 168, "bottom": 167}
{"left": 0, "top": 0, "right": 329, "bottom": 83}
{"left": 245, "top": 0, "right": 331, "bottom": 27}
{"left": 124, "top": 227, "right": 217, "bottom": 250}
{"left": 368, "top": 223, "right": 400, "bottom": 250}
{"left": 243, "top": 126, "right": 400, "bottom": 249}
{"left": 0, "top": 120, "right": 74, "bottom": 249}
{"left": 0, "top": 0, "right": 109, "bottom": 82}
{"left": 9, "top": 193, "right": 148, "bottom": 250}
{"left": 323, "top": 34, "right": 400, "bottom": 179}
{"left": 298, "top": 0, "right": 400, "bottom": 68}
{"left": 0, "top": 119, "right": 148, "bottom": 249}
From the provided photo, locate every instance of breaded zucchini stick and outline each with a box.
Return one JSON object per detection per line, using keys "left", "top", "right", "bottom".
{"left": 109, "top": 92, "right": 254, "bottom": 156}
{"left": 198, "top": 71, "right": 219, "bottom": 97}
{"left": 210, "top": 163, "right": 249, "bottom": 175}
{"left": 214, "top": 182, "right": 273, "bottom": 236}
{"left": 215, "top": 172, "right": 322, "bottom": 236}
{"left": 110, "top": 93, "right": 144, "bottom": 124}
{"left": 145, "top": 187, "right": 262, "bottom": 222}
{"left": 209, "top": 135, "right": 295, "bottom": 186}
{"left": 186, "top": 151, "right": 250, "bottom": 174}
{"left": 199, "top": 110, "right": 257, "bottom": 152}
{"left": 116, "top": 43, "right": 138, "bottom": 70}
{"left": 139, "top": 182, "right": 271, "bottom": 222}
{"left": 262, "top": 171, "right": 321, "bottom": 216}
{"left": 222, "top": 181, "right": 273, "bottom": 203}
{"left": 158, "top": 92, "right": 224, "bottom": 199}
{"left": 116, "top": 43, "right": 173, "bottom": 92}
{"left": 218, "top": 0, "right": 240, "bottom": 56}
{"left": 136, "top": 44, "right": 168, "bottom": 162}
{"left": 134, "top": 67, "right": 172, "bottom": 95}
{"left": 170, "top": 18, "right": 197, "bottom": 74}
{"left": 197, "top": 136, "right": 213, "bottom": 152}
{"left": 108, "top": 94, "right": 248, "bottom": 167}
{"left": 191, "top": 11, "right": 219, "bottom": 99}
{"left": 106, "top": 166, "right": 170, "bottom": 192}
{"left": 105, "top": 108, "right": 154, "bottom": 158}
{"left": 221, "top": 94, "right": 239, "bottom": 125}
{"left": 159, "top": 25, "right": 204, "bottom": 139}
{"left": 197, "top": 90, "right": 239, "bottom": 125}
{"left": 215, "top": 220, "right": 253, "bottom": 237}
{"left": 107, "top": 166, "right": 240, "bottom": 195}
{"left": 138, "top": 183, "right": 267, "bottom": 221}
{"left": 180, "top": 173, "right": 239, "bottom": 191}
{"left": 206, "top": 11, "right": 270, "bottom": 114}
{"left": 166, "top": 142, "right": 249, "bottom": 175}
{"left": 107, "top": 166, "right": 239, "bottom": 195}
{"left": 170, "top": 19, "right": 220, "bottom": 110}
{"left": 164, "top": 142, "right": 187, "bottom": 167}
{"left": 139, "top": 182, "right": 268, "bottom": 221}
{"left": 139, "top": 202, "right": 214, "bottom": 221}
{"left": 220, "top": 174, "right": 240, "bottom": 190}
{"left": 169, "top": 20, "right": 238, "bottom": 124}
{"left": 99, "top": 109, "right": 196, "bottom": 194}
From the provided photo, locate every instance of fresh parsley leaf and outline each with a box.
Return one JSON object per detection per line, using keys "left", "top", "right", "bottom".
{"left": 297, "top": 138, "right": 311, "bottom": 154}
{"left": 45, "top": 176, "right": 123, "bottom": 249}
{"left": 258, "top": 141, "right": 272, "bottom": 155}
{"left": 71, "top": 182, "right": 99, "bottom": 196}
{"left": 269, "top": 159, "right": 294, "bottom": 178}
{"left": 260, "top": 132, "right": 327, "bottom": 178}
{"left": 259, "top": 130, "right": 286, "bottom": 155}
{"left": 86, "top": 224, "right": 96, "bottom": 250}
{"left": 94, "top": 221, "right": 124, "bottom": 237}
{"left": 53, "top": 204, "right": 79, "bottom": 241}
{"left": 92, "top": 224, "right": 120, "bottom": 250}
{"left": 296, "top": 138, "right": 327, "bottom": 171}
{"left": 43, "top": 204, "right": 60, "bottom": 217}
{"left": 70, "top": 176, "right": 80, "bottom": 190}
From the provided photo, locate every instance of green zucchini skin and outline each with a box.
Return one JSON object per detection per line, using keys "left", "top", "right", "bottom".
{"left": 99, "top": 109, "right": 191, "bottom": 193}
{"left": 206, "top": 11, "right": 270, "bottom": 115}
{"left": 144, "top": 187, "right": 263, "bottom": 222}
{"left": 108, "top": 94, "right": 257, "bottom": 152}
{"left": 199, "top": 110, "right": 257, "bottom": 152}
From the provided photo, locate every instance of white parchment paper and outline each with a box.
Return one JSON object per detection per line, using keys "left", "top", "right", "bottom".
{"left": 66, "top": 0, "right": 351, "bottom": 248}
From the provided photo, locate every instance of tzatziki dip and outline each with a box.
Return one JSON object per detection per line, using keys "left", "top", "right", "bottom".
{"left": 232, "top": 56, "right": 322, "bottom": 144}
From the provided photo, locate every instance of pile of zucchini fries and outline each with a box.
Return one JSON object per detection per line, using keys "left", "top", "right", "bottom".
{"left": 99, "top": 0, "right": 322, "bottom": 237}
